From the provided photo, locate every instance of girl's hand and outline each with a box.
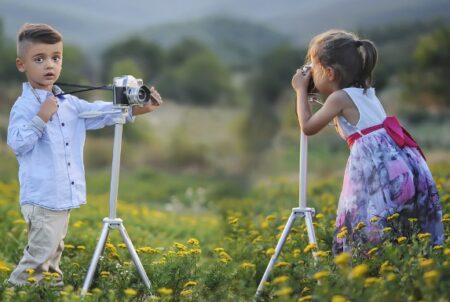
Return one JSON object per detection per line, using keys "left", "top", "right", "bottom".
{"left": 291, "top": 66, "right": 312, "bottom": 93}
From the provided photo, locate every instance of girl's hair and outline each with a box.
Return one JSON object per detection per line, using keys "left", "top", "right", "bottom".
{"left": 17, "top": 23, "right": 62, "bottom": 57}
{"left": 306, "top": 29, "right": 378, "bottom": 90}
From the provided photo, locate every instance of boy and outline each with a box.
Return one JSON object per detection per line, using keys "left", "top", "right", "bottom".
{"left": 7, "top": 23, "right": 160, "bottom": 286}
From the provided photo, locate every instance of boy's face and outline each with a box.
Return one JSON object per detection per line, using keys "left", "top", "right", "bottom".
{"left": 16, "top": 41, "right": 63, "bottom": 91}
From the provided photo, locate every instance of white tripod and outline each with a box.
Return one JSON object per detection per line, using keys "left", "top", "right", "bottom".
{"left": 81, "top": 108, "right": 151, "bottom": 296}
{"left": 254, "top": 130, "right": 318, "bottom": 300}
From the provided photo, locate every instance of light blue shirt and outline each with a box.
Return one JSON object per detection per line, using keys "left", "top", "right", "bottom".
{"left": 7, "top": 83, "right": 134, "bottom": 210}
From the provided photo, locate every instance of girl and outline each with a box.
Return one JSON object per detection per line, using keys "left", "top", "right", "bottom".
{"left": 291, "top": 29, "right": 444, "bottom": 254}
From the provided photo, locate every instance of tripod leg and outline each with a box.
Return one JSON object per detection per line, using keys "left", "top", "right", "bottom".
{"left": 255, "top": 212, "right": 297, "bottom": 300}
{"left": 82, "top": 222, "right": 110, "bottom": 296}
{"left": 118, "top": 223, "right": 152, "bottom": 290}
{"left": 304, "top": 211, "right": 318, "bottom": 260}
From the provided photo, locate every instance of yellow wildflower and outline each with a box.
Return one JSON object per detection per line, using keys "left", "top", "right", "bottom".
{"left": 331, "top": 295, "right": 348, "bottom": 302}
{"left": 187, "top": 238, "right": 199, "bottom": 246}
{"left": 100, "top": 271, "right": 110, "bottom": 277}
{"left": 419, "top": 258, "right": 434, "bottom": 269}
{"left": 418, "top": 233, "right": 431, "bottom": 241}
{"left": 315, "top": 251, "right": 330, "bottom": 258}
{"left": 349, "top": 264, "right": 368, "bottom": 279}
{"left": 298, "top": 295, "right": 313, "bottom": 301}
{"left": 124, "top": 288, "right": 137, "bottom": 297}
{"left": 397, "top": 236, "right": 407, "bottom": 243}
{"left": 382, "top": 227, "right": 392, "bottom": 233}
{"left": 274, "top": 287, "right": 293, "bottom": 297}
{"left": 157, "top": 288, "right": 173, "bottom": 295}
{"left": 228, "top": 216, "right": 239, "bottom": 225}
{"left": 387, "top": 213, "right": 400, "bottom": 221}
{"left": 370, "top": 217, "right": 380, "bottom": 223}
{"left": 273, "top": 275, "right": 289, "bottom": 284}
{"left": 367, "top": 247, "right": 379, "bottom": 256}
{"left": 303, "top": 243, "right": 316, "bottom": 253}
{"left": 334, "top": 252, "right": 351, "bottom": 267}
{"left": 313, "top": 271, "right": 330, "bottom": 280}
{"left": 423, "top": 270, "right": 440, "bottom": 284}
{"left": 266, "top": 248, "right": 275, "bottom": 257}
{"left": 174, "top": 242, "right": 188, "bottom": 251}
{"left": 180, "top": 289, "right": 193, "bottom": 297}
{"left": 354, "top": 222, "right": 366, "bottom": 232}
{"left": 27, "top": 277, "right": 37, "bottom": 283}
{"left": 183, "top": 281, "right": 197, "bottom": 287}
{"left": 386, "top": 273, "right": 397, "bottom": 282}
{"left": 117, "top": 243, "right": 127, "bottom": 248}
{"left": 444, "top": 248, "right": 450, "bottom": 256}
{"left": 275, "top": 261, "right": 290, "bottom": 268}
{"left": 25, "top": 268, "right": 34, "bottom": 275}
{"left": 364, "top": 277, "right": 380, "bottom": 287}
{"left": 64, "top": 244, "right": 75, "bottom": 249}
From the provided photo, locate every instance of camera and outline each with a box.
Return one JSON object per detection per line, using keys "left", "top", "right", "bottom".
{"left": 301, "top": 65, "right": 317, "bottom": 94}
{"left": 112, "top": 75, "right": 161, "bottom": 106}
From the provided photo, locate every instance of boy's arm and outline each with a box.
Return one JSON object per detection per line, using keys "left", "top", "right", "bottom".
{"left": 7, "top": 103, "right": 46, "bottom": 155}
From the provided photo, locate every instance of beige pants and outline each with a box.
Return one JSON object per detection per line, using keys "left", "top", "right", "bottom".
{"left": 8, "top": 204, "right": 70, "bottom": 285}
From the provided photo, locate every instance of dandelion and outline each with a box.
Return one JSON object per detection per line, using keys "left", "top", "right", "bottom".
{"left": 265, "top": 214, "right": 276, "bottom": 222}
{"left": 274, "top": 287, "right": 293, "bottom": 297}
{"left": 124, "top": 288, "right": 137, "bottom": 297}
{"left": 408, "top": 218, "right": 418, "bottom": 223}
{"left": 273, "top": 275, "right": 289, "bottom": 284}
{"left": 301, "top": 287, "right": 310, "bottom": 295}
{"left": 386, "top": 273, "right": 397, "bottom": 282}
{"left": 27, "top": 277, "right": 37, "bottom": 283}
{"left": 370, "top": 217, "right": 380, "bottom": 223}
{"left": 367, "top": 247, "right": 379, "bottom": 256}
{"left": 187, "top": 238, "right": 199, "bottom": 246}
{"left": 77, "top": 245, "right": 86, "bottom": 251}
{"left": 189, "top": 248, "right": 202, "bottom": 255}
{"left": 117, "top": 243, "right": 127, "bottom": 249}
{"left": 380, "top": 261, "right": 395, "bottom": 273}
{"left": 331, "top": 295, "right": 348, "bottom": 302}
{"left": 444, "top": 248, "right": 450, "bottom": 256}
{"left": 364, "top": 277, "right": 380, "bottom": 287}
{"left": 315, "top": 213, "right": 324, "bottom": 220}
{"left": 337, "top": 227, "right": 348, "bottom": 239}
{"left": 417, "top": 233, "right": 431, "bottom": 241}
{"left": 0, "top": 261, "right": 11, "bottom": 273}
{"left": 293, "top": 249, "right": 301, "bottom": 257}
{"left": 228, "top": 216, "right": 239, "bottom": 225}
{"left": 334, "top": 252, "right": 351, "bottom": 267}
{"left": 313, "top": 271, "right": 330, "bottom": 280}
{"left": 275, "top": 261, "right": 290, "bottom": 268}
{"left": 174, "top": 242, "right": 188, "bottom": 251}
{"left": 214, "top": 247, "right": 225, "bottom": 253}
{"left": 298, "top": 295, "right": 313, "bottom": 301}
{"left": 387, "top": 213, "right": 400, "bottom": 221}
{"left": 433, "top": 245, "right": 443, "bottom": 251}
{"left": 315, "top": 251, "right": 330, "bottom": 258}
{"left": 423, "top": 270, "right": 440, "bottom": 284}
{"left": 419, "top": 258, "right": 434, "bottom": 269}
{"left": 25, "top": 268, "right": 34, "bottom": 275}
{"left": 349, "top": 264, "right": 368, "bottom": 279}
{"left": 184, "top": 281, "right": 197, "bottom": 287}
{"left": 218, "top": 251, "right": 232, "bottom": 263}
{"left": 397, "top": 236, "right": 407, "bottom": 243}
{"left": 180, "top": 289, "right": 193, "bottom": 297}
{"left": 303, "top": 243, "right": 316, "bottom": 253}
{"left": 382, "top": 227, "right": 392, "bottom": 233}
{"left": 266, "top": 248, "right": 275, "bottom": 257}
{"left": 157, "top": 288, "right": 173, "bottom": 295}
{"left": 100, "top": 271, "right": 110, "bottom": 277}
{"left": 354, "top": 222, "right": 366, "bottom": 232}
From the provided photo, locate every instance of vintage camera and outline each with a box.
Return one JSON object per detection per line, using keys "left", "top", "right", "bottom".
{"left": 112, "top": 75, "right": 161, "bottom": 106}
{"left": 301, "top": 65, "right": 317, "bottom": 94}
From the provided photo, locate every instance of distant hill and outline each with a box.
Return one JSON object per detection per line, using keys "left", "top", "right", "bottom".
{"left": 136, "top": 17, "right": 288, "bottom": 66}
{"left": 2, "top": 0, "right": 449, "bottom": 47}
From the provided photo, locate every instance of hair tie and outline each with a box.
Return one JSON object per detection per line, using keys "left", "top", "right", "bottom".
{"left": 355, "top": 40, "right": 363, "bottom": 48}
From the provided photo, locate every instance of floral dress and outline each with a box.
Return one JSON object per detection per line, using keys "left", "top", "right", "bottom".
{"left": 332, "top": 88, "right": 444, "bottom": 254}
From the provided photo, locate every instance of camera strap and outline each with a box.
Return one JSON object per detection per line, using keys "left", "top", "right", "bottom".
{"left": 54, "top": 82, "right": 112, "bottom": 96}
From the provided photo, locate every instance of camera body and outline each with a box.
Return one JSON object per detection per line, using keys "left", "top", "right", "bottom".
{"left": 301, "top": 65, "right": 317, "bottom": 94}
{"left": 112, "top": 75, "right": 153, "bottom": 106}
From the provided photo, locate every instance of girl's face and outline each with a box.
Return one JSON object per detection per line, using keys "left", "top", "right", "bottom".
{"left": 311, "top": 57, "right": 339, "bottom": 97}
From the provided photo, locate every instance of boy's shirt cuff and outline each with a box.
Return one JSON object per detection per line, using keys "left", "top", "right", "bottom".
{"left": 30, "top": 115, "right": 46, "bottom": 136}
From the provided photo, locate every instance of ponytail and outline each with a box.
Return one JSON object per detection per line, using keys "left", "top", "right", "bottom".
{"left": 358, "top": 40, "right": 378, "bottom": 90}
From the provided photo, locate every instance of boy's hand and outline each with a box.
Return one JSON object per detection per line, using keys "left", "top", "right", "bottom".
{"left": 132, "top": 87, "right": 162, "bottom": 115}
{"left": 38, "top": 96, "right": 58, "bottom": 122}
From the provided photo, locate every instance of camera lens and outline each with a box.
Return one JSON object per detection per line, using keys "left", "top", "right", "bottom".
{"left": 138, "top": 86, "right": 151, "bottom": 103}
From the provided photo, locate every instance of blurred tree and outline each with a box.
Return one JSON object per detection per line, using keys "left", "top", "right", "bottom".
{"left": 401, "top": 25, "right": 450, "bottom": 110}
{"left": 101, "top": 37, "right": 163, "bottom": 83}
{"left": 109, "top": 58, "right": 144, "bottom": 80}
{"left": 58, "top": 44, "right": 90, "bottom": 84}
{"left": 159, "top": 42, "right": 234, "bottom": 105}
{"left": 240, "top": 45, "right": 305, "bottom": 161}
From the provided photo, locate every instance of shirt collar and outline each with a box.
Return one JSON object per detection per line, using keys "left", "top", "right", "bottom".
{"left": 21, "top": 82, "right": 65, "bottom": 102}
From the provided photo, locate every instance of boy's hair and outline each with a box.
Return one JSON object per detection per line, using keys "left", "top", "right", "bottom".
{"left": 17, "top": 23, "right": 63, "bottom": 57}
{"left": 306, "top": 29, "right": 378, "bottom": 90}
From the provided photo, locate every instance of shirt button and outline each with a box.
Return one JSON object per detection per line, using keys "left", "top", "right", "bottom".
{"left": 66, "top": 142, "right": 69, "bottom": 146}
{"left": 61, "top": 122, "right": 65, "bottom": 126}
{"left": 71, "top": 181, "right": 74, "bottom": 185}
{"left": 68, "top": 162, "right": 71, "bottom": 166}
